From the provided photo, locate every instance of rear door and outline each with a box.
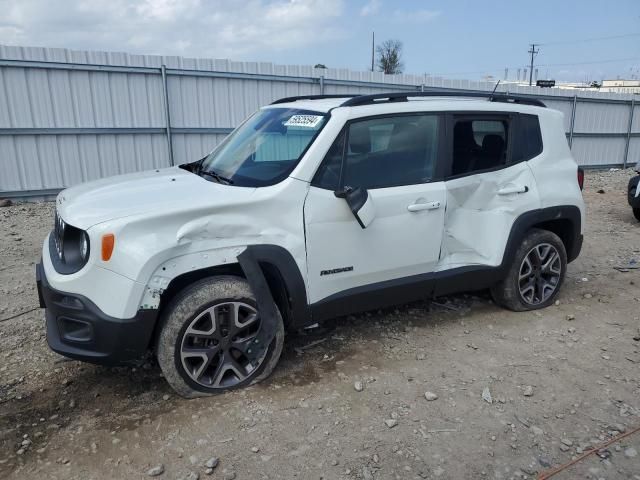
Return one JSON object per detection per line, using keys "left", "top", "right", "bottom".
{"left": 440, "top": 113, "right": 542, "bottom": 269}
{"left": 303, "top": 113, "right": 447, "bottom": 304}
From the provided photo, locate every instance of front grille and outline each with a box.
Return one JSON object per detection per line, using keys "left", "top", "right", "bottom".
{"left": 53, "top": 210, "right": 66, "bottom": 261}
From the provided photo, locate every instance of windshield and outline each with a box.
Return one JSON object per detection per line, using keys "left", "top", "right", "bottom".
{"left": 198, "top": 108, "right": 327, "bottom": 187}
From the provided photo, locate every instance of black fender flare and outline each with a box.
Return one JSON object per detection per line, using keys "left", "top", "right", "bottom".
{"left": 500, "top": 205, "right": 583, "bottom": 267}
{"left": 238, "top": 245, "right": 312, "bottom": 330}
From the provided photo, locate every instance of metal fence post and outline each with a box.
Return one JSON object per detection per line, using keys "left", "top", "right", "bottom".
{"left": 568, "top": 95, "right": 577, "bottom": 148}
{"left": 161, "top": 65, "right": 175, "bottom": 166}
{"left": 623, "top": 98, "right": 635, "bottom": 169}
{"left": 319, "top": 75, "right": 325, "bottom": 95}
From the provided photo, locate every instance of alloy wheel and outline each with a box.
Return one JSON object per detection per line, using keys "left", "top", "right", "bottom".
{"left": 518, "top": 243, "right": 562, "bottom": 305}
{"left": 179, "top": 302, "right": 264, "bottom": 389}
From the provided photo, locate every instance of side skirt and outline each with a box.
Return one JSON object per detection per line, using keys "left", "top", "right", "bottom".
{"left": 310, "top": 265, "right": 503, "bottom": 323}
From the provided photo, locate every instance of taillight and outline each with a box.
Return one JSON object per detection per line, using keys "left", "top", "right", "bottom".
{"left": 577, "top": 168, "right": 584, "bottom": 190}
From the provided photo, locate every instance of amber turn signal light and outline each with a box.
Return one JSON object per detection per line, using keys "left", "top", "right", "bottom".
{"left": 101, "top": 234, "right": 115, "bottom": 261}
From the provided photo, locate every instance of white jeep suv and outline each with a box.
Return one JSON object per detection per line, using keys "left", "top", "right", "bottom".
{"left": 37, "top": 92, "right": 585, "bottom": 397}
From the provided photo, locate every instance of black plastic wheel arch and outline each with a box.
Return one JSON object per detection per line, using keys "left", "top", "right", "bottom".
{"left": 238, "top": 245, "right": 313, "bottom": 331}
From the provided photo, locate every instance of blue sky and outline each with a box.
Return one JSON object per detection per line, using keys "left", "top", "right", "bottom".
{"left": 1, "top": 0, "right": 639, "bottom": 82}
{"left": 280, "top": 0, "right": 640, "bottom": 82}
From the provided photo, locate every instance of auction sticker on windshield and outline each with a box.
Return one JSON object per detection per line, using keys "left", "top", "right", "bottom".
{"left": 284, "top": 115, "right": 324, "bottom": 128}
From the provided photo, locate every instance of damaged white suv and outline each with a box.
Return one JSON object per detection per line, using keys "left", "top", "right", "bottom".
{"left": 37, "top": 92, "right": 585, "bottom": 397}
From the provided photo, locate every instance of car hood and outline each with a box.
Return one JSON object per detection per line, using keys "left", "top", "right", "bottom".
{"left": 56, "top": 167, "right": 256, "bottom": 230}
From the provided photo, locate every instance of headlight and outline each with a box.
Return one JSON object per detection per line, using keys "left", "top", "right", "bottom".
{"left": 79, "top": 232, "right": 89, "bottom": 261}
{"left": 50, "top": 210, "right": 90, "bottom": 274}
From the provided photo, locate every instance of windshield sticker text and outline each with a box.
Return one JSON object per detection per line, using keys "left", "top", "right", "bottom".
{"left": 284, "top": 115, "right": 324, "bottom": 128}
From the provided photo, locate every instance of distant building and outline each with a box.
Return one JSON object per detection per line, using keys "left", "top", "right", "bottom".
{"left": 599, "top": 79, "right": 640, "bottom": 94}
{"left": 500, "top": 79, "right": 593, "bottom": 91}
{"left": 498, "top": 78, "right": 639, "bottom": 95}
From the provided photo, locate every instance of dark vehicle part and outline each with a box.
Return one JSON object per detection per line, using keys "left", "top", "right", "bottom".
{"left": 490, "top": 229, "right": 567, "bottom": 311}
{"left": 628, "top": 175, "right": 640, "bottom": 221}
{"left": 49, "top": 212, "right": 91, "bottom": 275}
{"left": 273, "top": 91, "right": 546, "bottom": 108}
{"left": 37, "top": 263, "right": 157, "bottom": 365}
{"left": 156, "top": 276, "right": 284, "bottom": 398}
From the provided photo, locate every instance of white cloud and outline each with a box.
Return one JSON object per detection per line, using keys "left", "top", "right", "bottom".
{"left": 0, "top": 0, "right": 345, "bottom": 58}
{"left": 135, "top": 0, "right": 201, "bottom": 21}
{"left": 392, "top": 9, "right": 440, "bottom": 23}
{"left": 360, "top": 0, "right": 381, "bottom": 16}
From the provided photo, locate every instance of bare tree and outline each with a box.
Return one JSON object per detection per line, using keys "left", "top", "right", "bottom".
{"left": 376, "top": 39, "right": 404, "bottom": 75}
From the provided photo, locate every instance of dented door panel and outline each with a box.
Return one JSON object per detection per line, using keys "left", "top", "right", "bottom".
{"left": 438, "top": 163, "right": 540, "bottom": 270}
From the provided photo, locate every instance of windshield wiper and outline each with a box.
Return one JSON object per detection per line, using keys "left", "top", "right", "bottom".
{"left": 199, "top": 168, "right": 234, "bottom": 185}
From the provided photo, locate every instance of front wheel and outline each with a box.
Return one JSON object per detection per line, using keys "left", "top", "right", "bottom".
{"left": 491, "top": 229, "right": 567, "bottom": 312}
{"left": 156, "top": 276, "right": 284, "bottom": 398}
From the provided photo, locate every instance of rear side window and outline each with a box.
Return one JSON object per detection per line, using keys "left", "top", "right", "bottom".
{"left": 512, "top": 114, "right": 543, "bottom": 162}
{"left": 313, "top": 114, "right": 440, "bottom": 190}
{"left": 451, "top": 118, "right": 509, "bottom": 176}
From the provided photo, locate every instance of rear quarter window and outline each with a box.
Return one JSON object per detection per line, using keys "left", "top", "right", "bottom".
{"left": 512, "top": 114, "right": 543, "bottom": 163}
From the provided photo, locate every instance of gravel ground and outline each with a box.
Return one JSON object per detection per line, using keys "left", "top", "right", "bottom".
{"left": 1, "top": 169, "right": 639, "bottom": 480}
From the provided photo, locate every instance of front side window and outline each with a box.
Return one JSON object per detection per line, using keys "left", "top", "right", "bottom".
{"left": 451, "top": 118, "right": 509, "bottom": 176}
{"left": 199, "top": 108, "right": 326, "bottom": 187}
{"left": 313, "top": 114, "right": 440, "bottom": 190}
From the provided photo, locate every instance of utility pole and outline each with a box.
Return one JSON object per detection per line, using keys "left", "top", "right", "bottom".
{"left": 371, "top": 32, "right": 375, "bottom": 72}
{"left": 528, "top": 43, "right": 539, "bottom": 86}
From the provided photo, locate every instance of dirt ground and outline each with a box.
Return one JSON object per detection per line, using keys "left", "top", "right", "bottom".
{"left": 1, "top": 169, "right": 639, "bottom": 480}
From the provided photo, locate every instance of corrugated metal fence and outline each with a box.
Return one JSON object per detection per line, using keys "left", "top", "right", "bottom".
{"left": 1, "top": 45, "right": 638, "bottom": 198}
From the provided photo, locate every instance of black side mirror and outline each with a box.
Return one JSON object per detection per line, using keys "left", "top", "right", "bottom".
{"left": 334, "top": 186, "right": 376, "bottom": 228}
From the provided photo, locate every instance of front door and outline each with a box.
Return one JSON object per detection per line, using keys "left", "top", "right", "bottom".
{"left": 303, "top": 113, "right": 447, "bottom": 305}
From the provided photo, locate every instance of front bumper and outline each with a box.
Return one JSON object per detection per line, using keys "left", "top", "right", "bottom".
{"left": 36, "top": 262, "right": 158, "bottom": 366}
{"left": 628, "top": 176, "right": 640, "bottom": 208}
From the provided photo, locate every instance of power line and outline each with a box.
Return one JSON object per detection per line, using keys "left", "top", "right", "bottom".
{"left": 537, "top": 56, "right": 640, "bottom": 67}
{"left": 428, "top": 56, "right": 640, "bottom": 78}
{"left": 536, "top": 32, "right": 640, "bottom": 46}
{"left": 424, "top": 32, "right": 640, "bottom": 79}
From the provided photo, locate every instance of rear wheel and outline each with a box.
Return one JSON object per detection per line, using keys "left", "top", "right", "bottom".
{"left": 633, "top": 208, "right": 640, "bottom": 222}
{"left": 491, "top": 229, "right": 567, "bottom": 311}
{"left": 157, "top": 276, "right": 284, "bottom": 398}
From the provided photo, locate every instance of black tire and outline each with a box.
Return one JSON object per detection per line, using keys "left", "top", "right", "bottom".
{"left": 491, "top": 229, "right": 567, "bottom": 312}
{"left": 633, "top": 208, "right": 640, "bottom": 222}
{"left": 156, "top": 275, "right": 284, "bottom": 398}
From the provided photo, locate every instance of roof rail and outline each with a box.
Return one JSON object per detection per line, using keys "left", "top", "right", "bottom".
{"left": 339, "top": 91, "right": 546, "bottom": 108}
{"left": 270, "top": 94, "right": 359, "bottom": 105}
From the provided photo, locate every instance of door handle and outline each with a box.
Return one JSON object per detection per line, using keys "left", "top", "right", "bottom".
{"left": 407, "top": 201, "right": 441, "bottom": 212}
{"left": 497, "top": 185, "right": 529, "bottom": 195}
